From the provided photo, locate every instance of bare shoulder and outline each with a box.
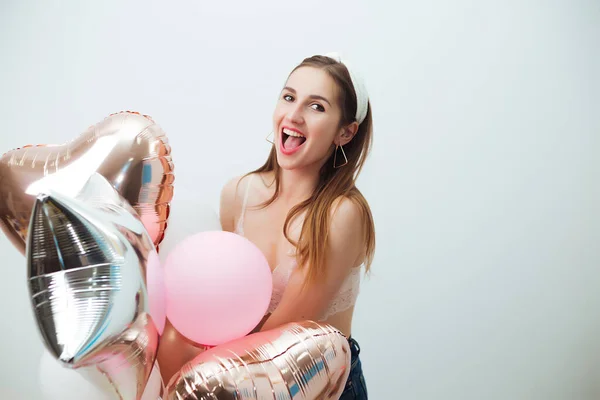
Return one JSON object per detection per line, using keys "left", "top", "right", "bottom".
{"left": 219, "top": 174, "right": 252, "bottom": 231}
{"left": 221, "top": 173, "right": 260, "bottom": 200}
{"left": 330, "top": 195, "right": 368, "bottom": 230}
{"left": 220, "top": 175, "right": 242, "bottom": 207}
{"left": 327, "top": 193, "right": 374, "bottom": 267}
{"left": 328, "top": 196, "right": 365, "bottom": 248}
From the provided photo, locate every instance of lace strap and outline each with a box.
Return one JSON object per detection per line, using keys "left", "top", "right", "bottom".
{"left": 235, "top": 174, "right": 254, "bottom": 235}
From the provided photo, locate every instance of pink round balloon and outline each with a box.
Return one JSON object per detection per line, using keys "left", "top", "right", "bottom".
{"left": 163, "top": 231, "right": 272, "bottom": 346}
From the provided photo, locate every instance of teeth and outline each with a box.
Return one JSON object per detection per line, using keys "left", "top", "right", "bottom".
{"left": 283, "top": 128, "right": 304, "bottom": 138}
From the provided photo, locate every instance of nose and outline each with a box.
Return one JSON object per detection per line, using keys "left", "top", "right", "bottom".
{"left": 286, "top": 103, "right": 304, "bottom": 125}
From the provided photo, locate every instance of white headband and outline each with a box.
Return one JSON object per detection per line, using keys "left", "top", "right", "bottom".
{"left": 324, "top": 52, "right": 369, "bottom": 125}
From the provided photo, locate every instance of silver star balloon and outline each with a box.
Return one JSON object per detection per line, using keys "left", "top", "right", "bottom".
{"left": 27, "top": 172, "right": 165, "bottom": 399}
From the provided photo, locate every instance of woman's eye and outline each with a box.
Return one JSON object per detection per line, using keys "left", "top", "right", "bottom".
{"left": 283, "top": 94, "right": 294, "bottom": 102}
{"left": 311, "top": 103, "right": 325, "bottom": 112}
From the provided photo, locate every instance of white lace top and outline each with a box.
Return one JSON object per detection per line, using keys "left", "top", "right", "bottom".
{"left": 234, "top": 175, "right": 362, "bottom": 321}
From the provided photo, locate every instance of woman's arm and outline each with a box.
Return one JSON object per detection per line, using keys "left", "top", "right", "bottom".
{"left": 258, "top": 197, "right": 366, "bottom": 332}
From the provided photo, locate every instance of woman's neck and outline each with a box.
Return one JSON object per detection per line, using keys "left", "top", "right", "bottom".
{"left": 277, "top": 167, "right": 320, "bottom": 204}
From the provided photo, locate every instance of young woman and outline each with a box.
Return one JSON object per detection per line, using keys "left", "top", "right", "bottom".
{"left": 220, "top": 53, "right": 375, "bottom": 399}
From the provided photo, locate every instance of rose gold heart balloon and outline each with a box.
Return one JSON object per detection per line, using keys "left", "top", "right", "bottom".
{"left": 0, "top": 111, "right": 174, "bottom": 255}
{"left": 166, "top": 320, "right": 351, "bottom": 400}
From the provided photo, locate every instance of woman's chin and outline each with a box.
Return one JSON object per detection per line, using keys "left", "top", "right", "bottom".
{"left": 276, "top": 158, "right": 298, "bottom": 171}
{"left": 276, "top": 153, "right": 302, "bottom": 170}
{"left": 276, "top": 149, "right": 328, "bottom": 172}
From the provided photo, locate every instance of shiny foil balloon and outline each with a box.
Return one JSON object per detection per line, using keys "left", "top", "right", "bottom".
{"left": 0, "top": 110, "right": 174, "bottom": 255}
{"left": 166, "top": 320, "right": 351, "bottom": 400}
{"left": 27, "top": 173, "right": 166, "bottom": 399}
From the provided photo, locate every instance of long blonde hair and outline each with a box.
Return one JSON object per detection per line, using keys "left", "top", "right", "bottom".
{"left": 245, "top": 55, "right": 375, "bottom": 285}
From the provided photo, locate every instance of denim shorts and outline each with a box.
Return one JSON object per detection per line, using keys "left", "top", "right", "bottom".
{"left": 339, "top": 337, "right": 368, "bottom": 399}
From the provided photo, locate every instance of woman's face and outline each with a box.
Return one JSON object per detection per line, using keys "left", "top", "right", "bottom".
{"left": 272, "top": 66, "right": 343, "bottom": 171}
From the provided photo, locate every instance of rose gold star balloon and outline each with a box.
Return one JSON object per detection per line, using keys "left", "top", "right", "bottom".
{"left": 0, "top": 111, "right": 174, "bottom": 255}
{"left": 166, "top": 321, "right": 351, "bottom": 400}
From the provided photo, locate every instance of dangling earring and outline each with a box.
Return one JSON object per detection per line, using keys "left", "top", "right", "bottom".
{"left": 333, "top": 145, "right": 348, "bottom": 168}
{"left": 265, "top": 131, "right": 274, "bottom": 144}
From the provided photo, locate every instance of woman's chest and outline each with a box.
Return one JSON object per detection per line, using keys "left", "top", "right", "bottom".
{"left": 241, "top": 205, "right": 304, "bottom": 273}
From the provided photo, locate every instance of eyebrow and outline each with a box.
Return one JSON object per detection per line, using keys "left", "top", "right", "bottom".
{"left": 283, "top": 86, "right": 332, "bottom": 106}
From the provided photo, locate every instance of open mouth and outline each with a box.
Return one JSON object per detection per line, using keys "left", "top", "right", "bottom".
{"left": 281, "top": 127, "right": 306, "bottom": 153}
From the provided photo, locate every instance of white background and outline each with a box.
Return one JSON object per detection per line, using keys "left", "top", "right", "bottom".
{"left": 1, "top": 0, "right": 599, "bottom": 399}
